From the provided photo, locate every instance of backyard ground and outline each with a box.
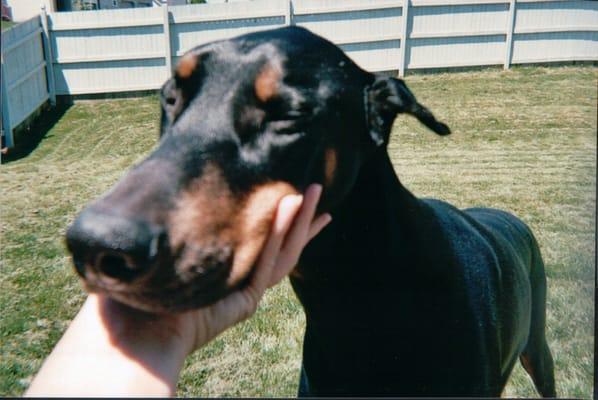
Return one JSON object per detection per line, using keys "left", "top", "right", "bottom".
{"left": 1, "top": 65, "right": 595, "bottom": 397}
{"left": 1, "top": 20, "right": 16, "bottom": 31}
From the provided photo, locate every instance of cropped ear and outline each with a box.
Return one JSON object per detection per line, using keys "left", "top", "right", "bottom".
{"left": 159, "top": 52, "right": 205, "bottom": 134}
{"left": 365, "top": 76, "right": 451, "bottom": 146}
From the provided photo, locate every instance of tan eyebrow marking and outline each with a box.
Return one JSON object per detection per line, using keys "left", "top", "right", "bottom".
{"left": 176, "top": 52, "right": 199, "bottom": 80}
{"left": 255, "top": 63, "right": 282, "bottom": 103}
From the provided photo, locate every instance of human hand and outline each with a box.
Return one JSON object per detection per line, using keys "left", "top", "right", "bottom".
{"left": 97, "top": 183, "right": 331, "bottom": 370}
{"left": 26, "top": 183, "right": 331, "bottom": 397}
{"left": 176, "top": 183, "right": 331, "bottom": 352}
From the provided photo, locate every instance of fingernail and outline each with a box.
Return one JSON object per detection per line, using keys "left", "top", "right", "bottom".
{"left": 279, "top": 194, "right": 301, "bottom": 210}
{"left": 291, "top": 194, "right": 304, "bottom": 206}
{"left": 309, "top": 183, "right": 323, "bottom": 197}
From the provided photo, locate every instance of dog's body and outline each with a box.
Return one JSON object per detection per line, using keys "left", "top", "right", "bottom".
{"left": 66, "top": 26, "right": 555, "bottom": 397}
{"left": 292, "top": 151, "right": 555, "bottom": 396}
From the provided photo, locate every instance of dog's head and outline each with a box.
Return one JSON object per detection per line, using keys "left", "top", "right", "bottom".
{"left": 66, "top": 26, "right": 449, "bottom": 313}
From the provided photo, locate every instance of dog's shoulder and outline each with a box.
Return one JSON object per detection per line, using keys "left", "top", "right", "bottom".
{"left": 418, "top": 198, "right": 503, "bottom": 277}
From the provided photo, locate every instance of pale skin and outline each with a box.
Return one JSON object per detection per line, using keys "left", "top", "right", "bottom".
{"left": 26, "top": 184, "right": 331, "bottom": 397}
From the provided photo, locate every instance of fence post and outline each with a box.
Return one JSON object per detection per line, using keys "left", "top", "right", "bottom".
{"left": 40, "top": 6, "right": 56, "bottom": 106}
{"left": 285, "top": 0, "right": 292, "bottom": 27}
{"left": 1, "top": 57, "right": 14, "bottom": 148}
{"left": 504, "top": 0, "right": 516, "bottom": 69}
{"left": 398, "top": 0, "right": 410, "bottom": 77}
{"left": 162, "top": 0, "right": 173, "bottom": 78}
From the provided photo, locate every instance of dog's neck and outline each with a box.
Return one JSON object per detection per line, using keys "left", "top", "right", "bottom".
{"left": 291, "top": 147, "right": 434, "bottom": 329}
{"left": 339, "top": 147, "right": 422, "bottom": 228}
{"left": 297, "top": 148, "right": 423, "bottom": 280}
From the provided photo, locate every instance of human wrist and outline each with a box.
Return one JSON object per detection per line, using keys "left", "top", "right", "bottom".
{"left": 93, "top": 294, "right": 191, "bottom": 392}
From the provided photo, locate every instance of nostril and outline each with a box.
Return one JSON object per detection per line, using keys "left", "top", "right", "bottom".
{"left": 66, "top": 208, "right": 169, "bottom": 282}
{"left": 96, "top": 252, "right": 142, "bottom": 282}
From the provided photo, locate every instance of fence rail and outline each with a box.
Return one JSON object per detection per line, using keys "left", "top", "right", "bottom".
{"left": 1, "top": 0, "right": 597, "bottom": 148}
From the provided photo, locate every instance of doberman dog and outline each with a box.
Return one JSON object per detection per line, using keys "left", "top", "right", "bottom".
{"left": 66, "top": 26, "right": 556, "bottom": 397}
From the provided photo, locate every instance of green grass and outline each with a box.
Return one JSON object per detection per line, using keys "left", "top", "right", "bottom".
{"left": 1, "top": 20, "right": 16, "bottom": 31}
{"left": 1, "top": 65, "right": 595, "bottom": 397}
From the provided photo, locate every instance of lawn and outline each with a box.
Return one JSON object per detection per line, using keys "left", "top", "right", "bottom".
{"left": 1, "top": 20, "right": 16, "bottom": 31}
{"left": 1, "top": 65, "right": 595, "bottom": 397}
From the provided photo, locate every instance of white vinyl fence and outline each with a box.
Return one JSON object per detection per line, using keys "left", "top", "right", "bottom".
{"left": 1, "top": 15, "right": 53, "bottom": 148}
{"left": 1, "top": 0, "right": 597, "bottom": 148}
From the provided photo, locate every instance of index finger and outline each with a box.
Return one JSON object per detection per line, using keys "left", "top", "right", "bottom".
{"left": 249, "top": 194, "right": 304, "bottom": 295}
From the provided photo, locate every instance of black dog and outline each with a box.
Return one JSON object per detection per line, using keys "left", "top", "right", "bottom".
{"left": 66, "top": 26, "right": 556, "bottom": 397}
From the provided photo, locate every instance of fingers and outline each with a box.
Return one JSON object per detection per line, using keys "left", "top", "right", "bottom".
{"left": 187, "top": 184, "right": 331, "bottom": 349}
{"left": 267, "top": 184, "right": 331, "bottom": 287}
{"left": 226, "top": 193, "right": 304, "bottom": 328}
{"left": 308, "top": 213, "right": 333, "bottom": 241}
{"left": 250, "top": 194, "right": 304, "bottom": 294}
{"left": 279, "top": 184, "right": 322, "bottom": 257}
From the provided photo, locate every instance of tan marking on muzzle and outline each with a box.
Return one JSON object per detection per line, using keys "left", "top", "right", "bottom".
{"left": 227, "top": 181, "right": 298, "bottom": 286}
{"left": 169, "top": 163, "right": 236, "bottom": 262}
{"left": 255, "top": 63, "right": 282, "bottom": 103}
{"left": 176, "top": 52, "right": 199, "bottom": 80}
{"left": 324, "top": 148, "right": 337, "bottom": 188}
{"left": 169, "top": 163, "right": 298, "bottom": 288}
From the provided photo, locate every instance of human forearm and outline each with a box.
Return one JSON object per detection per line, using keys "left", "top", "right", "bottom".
{"left": 25, "top": 294, "right": 187, "bottom": 397}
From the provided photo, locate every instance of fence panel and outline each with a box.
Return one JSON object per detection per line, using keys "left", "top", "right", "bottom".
{"left": 408, "top": 34, "right": 506, "bottom": 69}
{"left": 1, "top": 16, "right": 50, "bottom": 147}
{"left": 407, "top": 2, "right": 510, "bottom": 69}
{"left": 293, "top": 0, "right": 403, "bottom": 72}
{"left": 512, "top": 31, "right": 598, "bottom": 64}
{"left": 49, "top": 7, "right": 166, "bottom": 94}
{"left": 169, "top": 0, "right": 287, "bottom": 66}
{"left": 511, "top": 0, "right": 598, "bottom": 64}
{"left": 410, "top": 3, "right": 509, "bottom": 37}
{"left": 514, "top": 0, "right": 598, "bottom": 33}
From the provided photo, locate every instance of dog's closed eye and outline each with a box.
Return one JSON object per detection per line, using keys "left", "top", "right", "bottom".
{"left": 235, "top": 106, "right": 267, "bottom": 142}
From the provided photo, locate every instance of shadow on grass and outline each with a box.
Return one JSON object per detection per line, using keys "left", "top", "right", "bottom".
{"left": 1, "top": 103, "right": 71, "bottom": 164}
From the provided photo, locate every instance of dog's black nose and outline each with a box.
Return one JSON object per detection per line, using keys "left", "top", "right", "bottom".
{"left": 66, "top": 209, "right": 166, "bottom": 282}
